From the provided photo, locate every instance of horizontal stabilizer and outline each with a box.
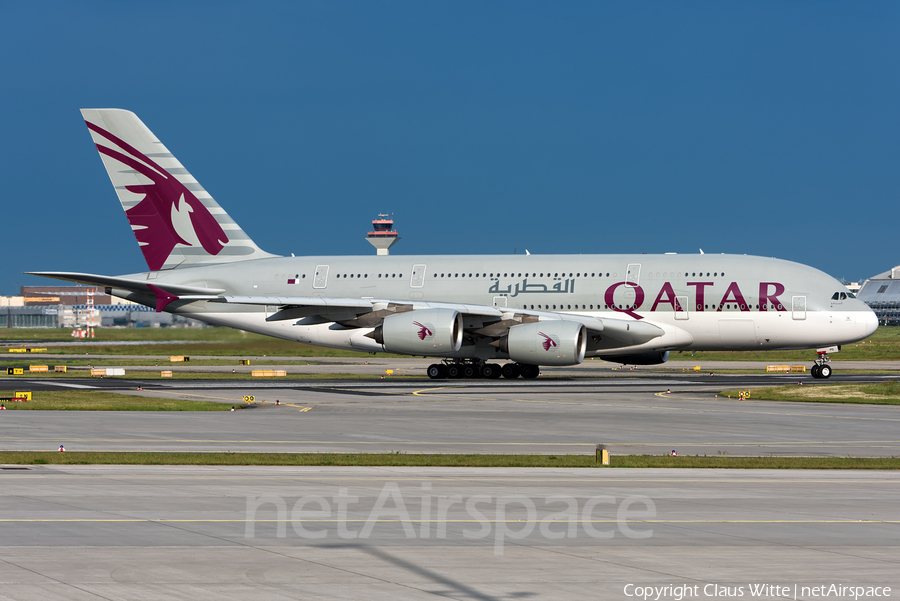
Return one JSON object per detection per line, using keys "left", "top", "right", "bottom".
{"left": 27, "top": 271, "right": 225, "bottom": 297}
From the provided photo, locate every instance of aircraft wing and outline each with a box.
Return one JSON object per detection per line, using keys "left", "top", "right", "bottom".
{"left": 213, "top": 295, "right": 663, "bottom": 348}
{"left": 27, "top": 273, "right": 663, "bottom": 350}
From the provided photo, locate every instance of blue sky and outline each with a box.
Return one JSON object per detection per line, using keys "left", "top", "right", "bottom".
{"left": 2, "top": 2, "right": 898, "bottom": 295}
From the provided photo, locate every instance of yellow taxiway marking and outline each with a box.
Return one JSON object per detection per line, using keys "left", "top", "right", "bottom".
{"left": 140, "top": 390, "right": 242, "bottom": 402}
{"left": 412, "top": 387, "right": 456, "bottom": 396}
{"left": 136, "top": 390, "right": 312, "bottom": 411}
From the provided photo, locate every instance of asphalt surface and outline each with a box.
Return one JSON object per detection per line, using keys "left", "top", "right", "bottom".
{"left": 2, "top": 367, "right": 899, "bottom": 599}
{"left": 2, "top": 373, "right": 900, "bottom": 456}
{"left": 0, "top": 466, "right": 897, "bottom": 600}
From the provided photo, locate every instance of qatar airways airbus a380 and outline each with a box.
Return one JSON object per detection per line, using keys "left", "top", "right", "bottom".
{"left": 31, "top": 109, "right": 877, "bottom": 379}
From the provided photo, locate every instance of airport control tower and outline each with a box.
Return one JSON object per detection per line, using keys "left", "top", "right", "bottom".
{"left": 366, "top": 213, "right": 400, "bottom": 255}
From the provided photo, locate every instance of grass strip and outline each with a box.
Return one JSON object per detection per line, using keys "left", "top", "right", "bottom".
{"left": 0, "top": 452, "right": 898, "bottom": 468}
{"left": 1, "top": 370, "right": 415, "bottom": 380}
{"left": 4, "top": 326, "right": 899, "bottom": 360}
{"left": 721, "top": 379, "right": 900, "bottom": 405}
{"left": 0, "top": 390, "right": 235, "bottom": 411}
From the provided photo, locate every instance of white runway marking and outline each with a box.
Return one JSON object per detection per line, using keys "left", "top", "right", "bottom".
{"left": 30, "top": 381, "right": 98, "bottom": 389}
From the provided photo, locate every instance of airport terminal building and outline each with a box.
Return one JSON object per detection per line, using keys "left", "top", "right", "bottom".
{"left": 1, "top": 286, "right": 202, "bottom": 329}
{"left": 857, "top": 265, "right": 900, "bottom": 326}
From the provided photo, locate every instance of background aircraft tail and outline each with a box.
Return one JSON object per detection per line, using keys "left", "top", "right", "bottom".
{"left": 81, "top": 109, "right": 277, "bottom": 271}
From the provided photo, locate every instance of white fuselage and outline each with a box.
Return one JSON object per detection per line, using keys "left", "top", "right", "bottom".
{"left": 125, "top": 252, "right": 877, "bottom": 361}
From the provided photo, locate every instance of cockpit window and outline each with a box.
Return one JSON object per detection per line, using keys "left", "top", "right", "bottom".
{"left": 847, "top": 292, "right": 856, "bottom": 298}
{"left": 840, "top": 293, "right": 847, "bottom": 300}
{"left": 832, "top": 292, "right": 853, "bottom": 301}
{"left": 831, "top": 292, "right": 840, "bottom": 300}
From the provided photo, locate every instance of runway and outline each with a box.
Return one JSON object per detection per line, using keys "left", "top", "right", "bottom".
{"left": 2, "top": 376, "right": 900, "bottom": 456}
{"left": 0, "top": 466, "right": 897, "bottom": 599}
{"left": 2, "top": 371, "right": 899, "bottom": 599}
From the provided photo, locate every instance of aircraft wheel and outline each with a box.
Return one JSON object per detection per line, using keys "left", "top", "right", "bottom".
{"left": 463, "top": 365, "right": 479, "bottom": 379}
{"left": 819, "top": 364, "right": 832, "bottom": 379}
{"left": 811, "top": 364, "right": 821, "bottom": 378}
{"left": 520, "top": 364, "right": 539, "bottom": 379}
{"left": 427, "top": 364, "right": 444, "bottom": 379}
{"left": 501, "top": 363, "right": 521, "bottom": 379}
{"left": 446, "top": 365, "right": 462, "bottom": 379}
{"left": 480, "top": 364, "right": 499, "bottom": 379}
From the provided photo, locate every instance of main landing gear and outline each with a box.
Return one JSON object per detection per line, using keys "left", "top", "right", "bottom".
{"left": 426, "top": 360, "right": 539, "bottom": 380}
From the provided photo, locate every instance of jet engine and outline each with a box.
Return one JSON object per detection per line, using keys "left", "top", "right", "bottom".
{"left": 600, "top": 351, "right": 670, "bottom": 365}
{"left": 371, "top": 309, "right": 463, "bottom": 356}
{"left": 496, "top": 320, "right": 587, "bottom": 366}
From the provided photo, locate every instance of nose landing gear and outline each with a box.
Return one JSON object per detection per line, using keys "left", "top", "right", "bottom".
{"left": 811, "top": 363, "right": 832, "bottom": 379}
{"left": 810, "top": 346, "right": 838, "bottom": 379}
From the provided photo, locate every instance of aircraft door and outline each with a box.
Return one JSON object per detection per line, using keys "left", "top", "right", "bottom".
{"left": 410, "top": 264, "right": 426, "bottom": 288}
{"left": 792, "top": 296, "right": 806, "bottom": 320}
{"left": 313, "top": 265, "right": 329, "bottom": 289}
{"left": 625, "top": 263, "right": 641, "bottom": 287}
{"left": 675, "top": 295, "right": 689, "bottom": 320}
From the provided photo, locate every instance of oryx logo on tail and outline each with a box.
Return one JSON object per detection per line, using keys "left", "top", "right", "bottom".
{"left": 538, "top": 332, "right": 559, "bottom": 351}
{"left": 85, "top": 121, "right": 229, "bottom": 271}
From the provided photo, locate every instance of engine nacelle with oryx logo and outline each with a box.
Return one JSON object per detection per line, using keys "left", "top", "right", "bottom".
{"left": 498, "top": 320, "right": 587, "bottom": 366}
{"left": 373, "top": 309, "right": 463, "bottom": 356}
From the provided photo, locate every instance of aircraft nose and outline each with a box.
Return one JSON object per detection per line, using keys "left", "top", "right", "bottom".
{"left": 860, "top": 308, "right": 878, "bottom": 338}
